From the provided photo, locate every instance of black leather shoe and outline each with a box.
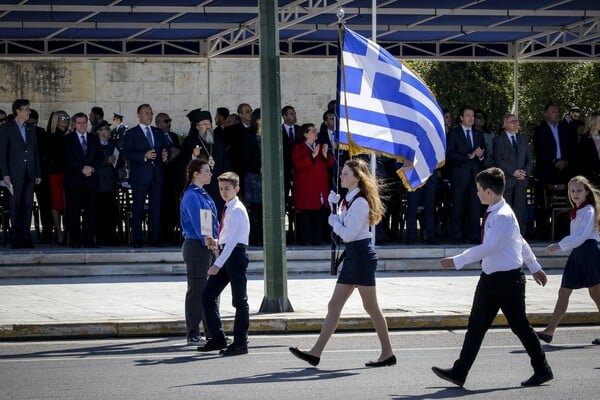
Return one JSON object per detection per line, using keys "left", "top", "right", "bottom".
{"left": 431, "top": 366, "right": 465, "bottom": 387}
{"left": 220, "top": 343, "right": 248, "bottom": 356}
{"left": 521, "top": 370, "right": 553, "bottom": 387}
{"left": 289, "top": 347, "right": 320, "bottom": 366}
{"left": 536, "top": 332, "right": 553, "bottom": 344}
{"left": 365, "top": 355, "right": 397, "bottom": 367}
{"left": 197, "top": 337, "right": 228, "bottom": 352}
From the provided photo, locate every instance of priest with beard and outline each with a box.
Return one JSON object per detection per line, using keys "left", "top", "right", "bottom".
{"left": 179, "top": 109, "right": 227, "bottom": 214}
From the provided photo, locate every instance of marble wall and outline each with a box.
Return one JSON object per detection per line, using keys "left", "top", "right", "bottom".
{"left": 0, "top": 57, "right": 337, "bottom": 134}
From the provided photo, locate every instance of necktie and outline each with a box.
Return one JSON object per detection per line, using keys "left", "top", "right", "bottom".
{"left": 511, "top": 135, "right": 518, "bottom": 155}
{"left": 81, "top": 135, "right": 87, "bottom": 154}
{"left": 289, "top": 127, "right": 294, "bottom": 143}
{"left": 466, "top": 129, "right": 473, "bottom": 149}
{"left": 480, "top": 211, "right": 490, "bottom": 243}
{"left": 145, "top": 126, "right": 153, "bottom": 147}
{"left": 217, "top": 205, "right": 227, "bottom": 238}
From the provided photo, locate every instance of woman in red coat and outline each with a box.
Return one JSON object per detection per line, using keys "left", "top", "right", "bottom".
{"left": 292, "top": 123, "right": 334, "bottom": 245}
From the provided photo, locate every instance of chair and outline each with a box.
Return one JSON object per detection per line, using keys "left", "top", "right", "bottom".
{"left": 543, "top": 183, "right": 571, "bottom": 241}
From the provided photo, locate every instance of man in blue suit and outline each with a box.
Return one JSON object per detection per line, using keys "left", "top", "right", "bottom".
{"left": 123, "top": 104, "right": 170, "bottom": 247}
{"left": 0, "top": 99, "right": 41, "bottom": 248}
{"left": 446, "top": 106, "right": 487, "bottom": 244}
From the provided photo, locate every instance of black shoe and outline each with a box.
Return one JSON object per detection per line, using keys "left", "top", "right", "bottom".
{"left": 83, "top": 243, "right": 99, "bottom": 248}
{"left": 220, "top": 343, "right": 248, "bottom": 356}
{"left": 521, "top": 369, "right": 553, "bottom": 387}
{"left": 365, "top": 355, "right": 397, "bottom": 367}
{"left": 431, "top": 366, "right": 465, "bottom": 387}
{"left": 70, "top": 243, "right": 82, "bottom": 248}
{"left": 592, "top": 338, "right": 600, "bottom": 345}
{"left": 427, "top": 239, "right": 440, "bottom": 245}
{"left": 149, "top": 241, "right": 164, "bottom": 247}
{"left": 197, "top": 337, "right": 228, "bottom": 352}
{"left": 132, "top": 242, "right": 143, "bottom": 248}
{"left": 536, "top": 331, "right": 553, "bottom": 344}
{"left": 289, "top": 347, "right": 320, "bottom": 366}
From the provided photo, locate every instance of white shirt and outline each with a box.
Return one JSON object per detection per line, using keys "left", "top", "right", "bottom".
{"left": 330, "top": 187, "right": 371, "bottom": 243}
{"left": 452, "top": 199, "right": 541, "bottom": 275}
{"left": 214, "top": 196, "right": 249, "bottom": 268}
{"left": 559, "top": 204, "right": 600, "bottom": 251}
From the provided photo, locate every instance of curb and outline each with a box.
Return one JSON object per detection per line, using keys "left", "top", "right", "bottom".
{"left": 2, "top": 312, "right": 598, "bottom": 340}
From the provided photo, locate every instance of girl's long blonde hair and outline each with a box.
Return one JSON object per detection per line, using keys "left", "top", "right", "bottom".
{"left": 344, "top": 158, "right": 384, "bottom": 225}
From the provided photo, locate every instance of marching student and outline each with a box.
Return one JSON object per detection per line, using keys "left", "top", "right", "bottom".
{"left": 536, "top": 175, "right": 600, "bottom": 346}
{"left": 432, "top": 167, "right": 553, "bottom": 387}
{"left": 198, "top": 172, "right": 250, "bottom": 356}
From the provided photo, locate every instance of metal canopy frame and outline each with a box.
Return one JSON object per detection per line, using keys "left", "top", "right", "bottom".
{"left": 1, "top": 1, "right": 600, "bottom": 60}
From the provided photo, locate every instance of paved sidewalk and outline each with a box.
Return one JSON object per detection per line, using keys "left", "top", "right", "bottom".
{"left": 1, "top": 270, "right": 598, "bottom": 339}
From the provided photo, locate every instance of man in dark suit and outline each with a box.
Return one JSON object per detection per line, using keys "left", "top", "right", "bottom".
{"left": 111, "top": 112, "right": 127, "bottom": 149}
{"left": 0, "top": 99, "right": 41, "bottom": 248}
{"left": 493, "top": 114, "right": 533, "bottom": 235}
{"left": 281, "top": 105, "right": 301, "bottom": 244}
{"left": 123, "top": 104, "right": 170, "bottom": 247}
{"left": 532, "top": 102, "right": 576, "bottom": 239}
{"left": 446, "top": 106, "right": 487, "bottom": 244}
{"left": 63, "top": 112, "right": 103, "bottom": 248}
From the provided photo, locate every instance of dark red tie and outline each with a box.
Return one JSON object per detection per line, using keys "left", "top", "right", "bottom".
{"left": 480, "top": 211, "right": 490, "bottom": 243}
{"left": 217, "top": 205, "right": 227, "bottom": 238}
{"left": 289, "top": 127, "right": 295, "bottom": 143}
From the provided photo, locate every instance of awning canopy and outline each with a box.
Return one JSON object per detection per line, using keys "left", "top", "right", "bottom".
{"left": 2, "top": 0, "right": 600, "bottom": 60}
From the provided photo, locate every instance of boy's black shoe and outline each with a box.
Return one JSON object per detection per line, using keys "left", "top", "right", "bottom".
{"left": 521, "top": 369, "right": 553, "bottom": 387}
{"left": 220, "top": 343, "right": 248, "bottom": 356}
{"left": 197, "top": 337, "right": 228, "bottom": 352}
{"left": 431, "top": 366, "right": 465, "bottom": 387}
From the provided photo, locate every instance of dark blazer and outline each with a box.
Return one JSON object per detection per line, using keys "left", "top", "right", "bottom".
{"left": 577, "top": 134, "right": 600, "bottom": 185}
{"left": 445, "top": 126, "right": 487, "bottom": 186}
{"left": 492, "top": 132, "right": 533, "bottom": 183}
{"left": 282, "top": 124, "right": 301, "bottom": 186}
{"left": 123, "top": 125, "right": 170, "bottom": 185}
{"left": 532, "top": 121, "right": 575, "bottom": 183}
{"left": 0, "top": 118, "right": 41, "bottom": 182}
{"left": 63, "top": 131, "right": 103, "bottom": 190}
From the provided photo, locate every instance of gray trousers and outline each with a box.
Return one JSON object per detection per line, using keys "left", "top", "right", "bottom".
{"left": 182, "top": 239, "right": 213, "bottom": 339}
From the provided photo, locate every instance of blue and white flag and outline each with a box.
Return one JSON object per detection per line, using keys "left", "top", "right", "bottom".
{"left": 337, "top": 27, "right": 446, "bottom": 190}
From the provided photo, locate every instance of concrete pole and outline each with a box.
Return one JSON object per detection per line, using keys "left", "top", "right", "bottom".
{"left": 258, "top": 0, "right": 293, "bottom": 313}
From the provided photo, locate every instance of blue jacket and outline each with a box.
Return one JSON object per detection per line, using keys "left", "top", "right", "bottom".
{"left": 180, "top": 184, "right": 218, "bottom": 243}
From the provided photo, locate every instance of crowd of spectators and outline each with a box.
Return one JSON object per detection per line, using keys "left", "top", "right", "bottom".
{"left": 1, "top": 99, "right": 596, "bottom": 249}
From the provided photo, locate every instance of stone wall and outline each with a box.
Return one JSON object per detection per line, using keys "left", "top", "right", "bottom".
{"left": 0, "top": 57, "right": 337, "bottom": 134}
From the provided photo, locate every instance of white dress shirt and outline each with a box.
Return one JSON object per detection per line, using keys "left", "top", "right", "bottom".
{"left": 452, "top": 199, "right": 541, "bottom": 275}
{"left": 330, "top": 187, "right": 371, "bottom": 243}
{"left": 214, "top": 196, "right": 249, "bottom": 268}
{"left": 559, "top": 204, "right": 600, "bottom": 251}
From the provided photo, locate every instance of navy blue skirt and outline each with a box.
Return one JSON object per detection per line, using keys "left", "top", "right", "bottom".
{"left": 561, "top": 239, "right": 600, "bottom": 289}
{"left": 337, "top": 238, "right": 378, "bottom": 286}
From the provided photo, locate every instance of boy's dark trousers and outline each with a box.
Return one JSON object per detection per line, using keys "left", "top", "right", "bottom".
{"left": 453, "top": 268, "right": 550, "bottom": 379}
{"left": 203, "top": 245, "right": 249, "bottom": 345}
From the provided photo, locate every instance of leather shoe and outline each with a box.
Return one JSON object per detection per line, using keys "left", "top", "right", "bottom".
{"left": 536, "top": 331, "right": 553, "bottom": 344}
{"left": 521, "top": 370, "right": 553, "bottom": 387}
{"left": 431, "top": 366, "right": 465, "bottom": 387}
{"left": 289, "top": 347, "right": 320, "bottom": 366}
{"left": 365, "top": 355, "right": 397, "bottom": 367}
{"left": 197, "top": 337, "right": 228, "bottom": 352}
{"left": 220, "top": 343, "right": 248, "bottom": 356}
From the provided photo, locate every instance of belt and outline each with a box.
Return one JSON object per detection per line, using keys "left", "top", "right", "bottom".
{"left": 219, "top": 243, "right": 248, "bottom": 250}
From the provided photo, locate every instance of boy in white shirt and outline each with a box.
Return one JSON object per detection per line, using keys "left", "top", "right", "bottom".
{"left": 198, "top": 172, "right": 250, "bottom": 356}
{"left": 432, "top": 167, "right": 553, "bottom": 387}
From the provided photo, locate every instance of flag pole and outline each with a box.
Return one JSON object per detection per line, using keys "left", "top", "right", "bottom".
{"left": 330, "top": 9, "right": 345, "bottom": 276}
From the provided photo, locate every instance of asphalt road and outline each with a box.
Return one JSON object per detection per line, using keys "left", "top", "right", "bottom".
{"left": 1, "top": 327, "right": 598, "bottom": 400}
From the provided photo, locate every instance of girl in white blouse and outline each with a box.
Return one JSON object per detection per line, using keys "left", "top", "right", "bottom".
{"left": 537, "top": 176, "right": 600, "bottom": 345}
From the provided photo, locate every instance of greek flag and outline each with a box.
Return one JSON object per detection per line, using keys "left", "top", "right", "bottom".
{"left": 337, "top": 27, "right": 446, "bottom": 190}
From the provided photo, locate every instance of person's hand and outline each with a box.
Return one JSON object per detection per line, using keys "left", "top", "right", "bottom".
{"left": 321, "top": 143, "right": 329, "bottom": 157}
{"left": 3, "top": 176, "right": 11, "bottom": 186}
{"left": 532, "top": 270, "right": 548, "bottom": 287}
{"left": 108, "top": 155, "right": 117, "bottom": 165}
{"left": 34, "top": 177, "right": 41, "bottom": 185}
{"left": 328, "top": 214, "right": 340, "bottom": 227}
{"left": 82, "top": 165, "right": 93, "bottom": 176}
{"left": 474, "top": 147, "right": 485, "bottom": 158}
{"left": 440, "top": 257, "right": 455, "bottom": 269}
{"left": 546, "top": 243, "right": 560, "bottom": 252}
{"left": 207, "top": 265, "right": 220, "bottom": 275}
{"left": 162, "top": 148, "right": 168, "bottom": 162}
{"left": 328, "top": 191, "right": 340, "bottom": 205}
{"left": 192, "top": 146, "right": 201, "bottom": 158}
{"left": 312, "top": 144, "right": 320, "bottom": 158}
{"left": 205, "top": 236, "right": 217, "bottom": 248}
{"left": 145, "top": 149, "right": 157, "bottom": 160}
{"left": 555, "top": 159, "right": 567, "bottom": 171}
